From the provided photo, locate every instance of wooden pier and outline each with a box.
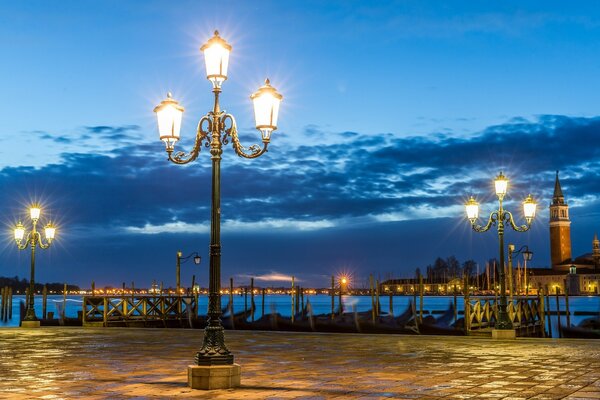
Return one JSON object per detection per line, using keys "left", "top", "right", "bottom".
{"left": 82, "top": 295, "right": 199, "bottom": 327}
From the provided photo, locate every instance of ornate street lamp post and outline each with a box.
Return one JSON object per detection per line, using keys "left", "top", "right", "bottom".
{"left": 153, "top": 31, "right": 282, "bottom": 389}
{"left": 176, "top": 251, "right": 201, "bottom": 295}
{"left": 13, "top": 205, "right": 57, "bottom": 328}
{"left": 465, "top": 172, "right": 536, "bottom": 339}
{"left": 508, "top": 245, "right": 533, "bottom": 295}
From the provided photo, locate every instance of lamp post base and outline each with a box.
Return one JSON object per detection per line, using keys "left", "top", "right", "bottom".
{"left": 187, "top": 364, "right": 241, "bottom": 390}
{"left": 21, "top": 320, "right": 41, "bottom": 328}
{"left": 492, "top": 328, "right": 516, "bottom": 340}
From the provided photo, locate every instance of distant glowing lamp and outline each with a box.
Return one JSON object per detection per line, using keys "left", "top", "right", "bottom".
{"left": 153, "top": 93, "right": 184, "bottom": 151}
{"left": 14, "top": 222, "right": 25, "bottom": 242}
{"left": 494, "top": 171, "right": 508, "bottom": 199}
{"left": 200, "top": 31, "right": 232, "bottom": 88}
{"left": 251, "top": 79, "right": 283, "bottom": 142}
{"left": 465, "top": 196, "right": 479, "bottom": 222}
{"left": 523, "top": 194, "right": 537, "bottom": 223}
{"left": 44, "top": 223, "right": 56, "bottom": 241}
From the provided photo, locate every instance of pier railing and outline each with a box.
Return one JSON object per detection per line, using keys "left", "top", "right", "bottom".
{"left": 465, "top": 295, "right": 545, "bottom": 336}
{"left": 82, "top": 295, "right": 198, "bottom": 327}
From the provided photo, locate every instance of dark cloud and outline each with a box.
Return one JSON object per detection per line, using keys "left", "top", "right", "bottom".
{"left": 0, "top": 116, "right": 598, "bottom": 286}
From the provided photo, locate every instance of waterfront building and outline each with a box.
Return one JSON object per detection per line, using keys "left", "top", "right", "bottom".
{"left": 529, "top": 172, "right": 600, "bottom": 295}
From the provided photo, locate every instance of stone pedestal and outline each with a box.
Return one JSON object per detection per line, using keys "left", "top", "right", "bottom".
{"left": 492, "top": 329, "right": 516, "bottom": 340}
{"left": 188, "top": 364, "right": 241, "bottom": 390}
{"left": 21, "top": 320, "right": 41, "bottom": 328}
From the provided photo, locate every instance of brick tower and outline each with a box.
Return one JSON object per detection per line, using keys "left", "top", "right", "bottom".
{"left": 549, "top": 171, "right": 572, "bottom": 269}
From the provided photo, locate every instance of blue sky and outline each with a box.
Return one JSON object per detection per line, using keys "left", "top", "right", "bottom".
{"left": 0, "top": 1, "right": 599, "bottom": 287}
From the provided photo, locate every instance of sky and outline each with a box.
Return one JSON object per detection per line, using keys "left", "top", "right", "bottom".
{"left": 0, "top": 1, "right": 599, "bottom": 288}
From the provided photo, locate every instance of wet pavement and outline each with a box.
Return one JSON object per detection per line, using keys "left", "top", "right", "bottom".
{"left": 0, "top": 327, "right": 599, "bottom": 399}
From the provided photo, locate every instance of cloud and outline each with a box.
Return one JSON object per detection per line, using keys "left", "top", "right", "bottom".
{"left": 238, "top": 272, "right": 296, "bottom": 283}
{"left": 2, "top": 116, "right": 599, "bottom": 239}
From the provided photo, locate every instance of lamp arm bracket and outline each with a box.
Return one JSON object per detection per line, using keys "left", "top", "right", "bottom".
{"left": 180, "top": 252, "right": 200, "bottom": 263}
{"left": 222, "top": 113, "right": 269, "bottom": 159}
{"left": 505, "top": 211, "right": 530, "bottom": 232}
{"left": 168, "top": 115, "right": 212, "bottom": 165}
{"left": 471, "top": 211, "right": 497, "bottom": 232}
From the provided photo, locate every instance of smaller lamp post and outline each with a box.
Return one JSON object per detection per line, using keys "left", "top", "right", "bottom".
{"left": 508, "top": 245, "right": 533, "bottom": 295}
{"left": 13, "top": 205, "right": 57, "bottom": 328}
{"left": 176, "top": 251, "right": 201, "bottom": 295}
{"left": 465, "top": 172, "right": 536, "bottom": 339}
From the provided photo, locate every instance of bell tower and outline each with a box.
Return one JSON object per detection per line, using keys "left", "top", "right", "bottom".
{"left": 549, "top": 171, "right": 572, "bottom": 269}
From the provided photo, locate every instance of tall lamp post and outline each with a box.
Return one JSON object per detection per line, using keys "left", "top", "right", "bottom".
{"left": 465, "top": 172, "right": 536, "bottom": 339}
{"left": 176, "top": 251, "right": 201, "bottom": 295}
{"left": 153, "top": 31, "right": 282, "bottom": 389}
{"left": 13, "top": 205, "right": 57, "bottom": 328}
{"left": 508, "top": 245, "right": 533, "bottom": 296}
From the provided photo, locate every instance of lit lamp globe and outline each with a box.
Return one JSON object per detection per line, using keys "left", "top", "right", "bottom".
{"left": 153, "top": 93, "right": 184, "bottom": 151}
{"left": 44, "top": 223, "right": 56, "bottom": 242}
{"left": 30, "top": 206, "right": 41, "bottom": 221}
{"left": 465, "top": 196, "right": 480, "bottom": 222}
{"left": 523, "top": 194, "right": 537, "bottom": 224}
{"left": 494, "top": 172, "right": 508, "bottom": 199}
{"left": 14, "top": 222, "right": 25, "bottom": 242}
{"left": 251, "top": 79, "right": 283, "bottom": 141}
{"left": 200, "top": 31, "right": 232, "bottom": 88}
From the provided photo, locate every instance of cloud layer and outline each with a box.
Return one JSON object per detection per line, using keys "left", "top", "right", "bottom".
{"left": 1, "top": 115, "right": 598, "bottom": 286}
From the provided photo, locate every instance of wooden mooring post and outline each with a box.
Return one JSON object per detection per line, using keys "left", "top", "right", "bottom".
{"left": 229, "top": 278, "right": 234, "bottom": 316}
{"left": 261, "top": 288, "right": 266, "bottom": 318}
{"left": 564, "top": 280, "right": 571, "bottom": 328}
{"left": 250, "top": 278, "right": 255, "bottom": 322}
{"left": 418, "top": 275, "right": 424, "bottom": 323}
{"left": 376, "top": 279, "right": 381, "bottom": 317}
{"left": 291, "top": 276, "right": 295, "bottom": 323}
{"left": 369, "top": 275, "right": 375, "bottom": 323}
{"left": 545, "top": 286, "right": 553, "bottom": 338}
{"left": 555, "top": 287, "right": 562, "bottom": 338}
{"left": 331, "top": 275, "right": 335, "bottom": 320}
{"left": 389, "top": 291, "right": 393, "bottom": 316}
{"left": 538, "top": 289, "right": 546, "bottom": 338}
{"left": 42, "top": 285, "right": 48, "bottom": 320}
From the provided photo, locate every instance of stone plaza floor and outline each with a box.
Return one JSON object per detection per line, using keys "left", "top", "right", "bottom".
{"left": 0, "top": 328, "right": 599, "bottom": 399}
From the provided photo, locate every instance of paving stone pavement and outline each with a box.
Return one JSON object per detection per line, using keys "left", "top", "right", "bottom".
{"left": 0, "top": 327, "right": 599, "bottom": 399}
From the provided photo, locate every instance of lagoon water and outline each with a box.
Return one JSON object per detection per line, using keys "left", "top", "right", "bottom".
{"left": 1, "top": 294, "right": 598, "bottom": 338}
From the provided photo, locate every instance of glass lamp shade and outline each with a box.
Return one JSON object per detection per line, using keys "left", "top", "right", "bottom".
{"left": 251, "top": 79, "right": 283, "bottom": 141}
{"left": 494, "top": 172, "right": 508, "bottom": 198}
{"left": 523, "top": 194, "right": 537, "bottom": 222}
{"left": 14, "top": 222, "right": 25, "bottom": 241}
{"left": 465, "top": 197, "right": 479, "bottom": 221}
{"left": 44, "top": 224, "right": 56, "bottom": 241}
{"left": 200, "top": 31, "right": 232, "bottom": 88}
{"left": 193, "top": 255, "right": 201, "bottom": 265}
{"left": 30, "top": 207, "right": 41, "bottom": 220}
{"left": 523, "top": 249, "right": 533, "bottom": 261}
{"left": 153, "top": 93, "right": 184, "bottom": 151}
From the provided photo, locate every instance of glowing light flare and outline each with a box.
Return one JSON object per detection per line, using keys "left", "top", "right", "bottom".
{"left": 153, "top": 93, "right": 184, "bottom": 151}
{"left": 44, "top": 223, "right": 56, "bottom": 241}
{"left": 14, "top": 222, "right": 25, "bottom": 241}
{"left": 465, "top": 196, "right": 479, "bottom": 221}
{"left": 200, "top": 31, "right": 232, "bottom": 88}
{"left": 494, "top": 171, "right": 508, "bottom": 198}
{"left": 30, "top": 206, "right": 41, "bottom": 220}
{"left": 523, "top": 194, "right": 537, "bottom": 222}
{"left": 251, "top": 79, "right": 283, "bottom": 141}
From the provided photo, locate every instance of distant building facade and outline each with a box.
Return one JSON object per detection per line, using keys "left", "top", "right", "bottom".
{"left": 529, "top": 172, "right": 600, "bottom": 295}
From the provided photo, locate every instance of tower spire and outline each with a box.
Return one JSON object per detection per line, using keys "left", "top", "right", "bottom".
{"left": 553, "top": 170, "right": 564, "bottom": 204}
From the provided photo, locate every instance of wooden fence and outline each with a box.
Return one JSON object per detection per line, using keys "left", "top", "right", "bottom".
{"left": 82, "top": 295, "right": 198, "bottom": 327}
{"left": 465, "top": 295, "right": 545, "bottom": 337}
